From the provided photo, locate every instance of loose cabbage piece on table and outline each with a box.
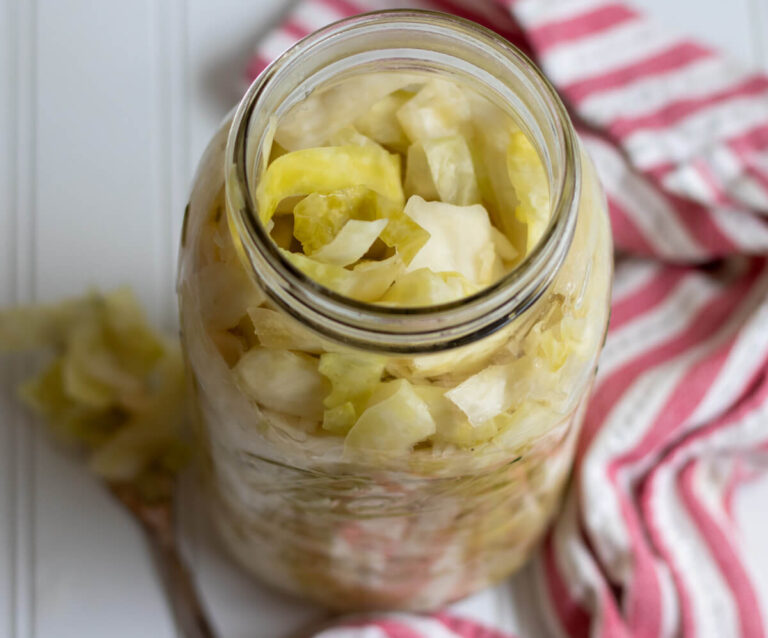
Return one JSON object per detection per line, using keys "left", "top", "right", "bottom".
{"left": 0, "top": 289, "right": 187, "bottom": 497}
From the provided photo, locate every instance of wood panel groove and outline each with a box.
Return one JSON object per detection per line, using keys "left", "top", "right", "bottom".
{"left": 13, "top": 0, "right": 39, "bottom": 637}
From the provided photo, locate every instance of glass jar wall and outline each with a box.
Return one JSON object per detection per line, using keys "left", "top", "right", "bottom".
{"left": 178, "top": 11, "right": 612, "bottom": 611}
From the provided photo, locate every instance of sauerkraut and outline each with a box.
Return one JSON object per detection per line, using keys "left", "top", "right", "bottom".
{"left": 178, "top": 69, "right": 612, "bottom": 610}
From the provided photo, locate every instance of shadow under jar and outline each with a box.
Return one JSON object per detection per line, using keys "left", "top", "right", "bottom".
{"left": 177, "top": 10, "right": 612, "bottom": 612}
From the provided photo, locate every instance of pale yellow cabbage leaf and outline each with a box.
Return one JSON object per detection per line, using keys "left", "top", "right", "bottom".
{"left": 354, "top": 89, "right": 414, "bottom": 152}
{"left": 318, "top": 352, "right": 386, "bottom": 434}
{"left": 293, "top": 186, "right": 428, "bottom": 265}
{"left": 405, "top": 135, "right": 480, "bottom": 206}
{"left": 281, "top": 249, "right": 402, "bottom": 302}
{"left": 345, "top": 379, "right": 436, "bottom": 453}
{"left": 396, "top": 79, "right": 471, "bottom": 142}
{"left": 507, "top": 129, "right": 550, "bottom": 253}
{"left": 310, "top": 218, "right": 389, "bottom": 266}
{"left": 234, "top": 347, "right": 329, "bottom": 420}
{"left": 404, "top": 196, "right": 501, "bottom": 287}
{"left": 256, "top": 145, "right": 403, "bottom": 224}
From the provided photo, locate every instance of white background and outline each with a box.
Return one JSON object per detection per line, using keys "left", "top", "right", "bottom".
{"left": 1, "top": 1, "right": 767, "bottom": 637}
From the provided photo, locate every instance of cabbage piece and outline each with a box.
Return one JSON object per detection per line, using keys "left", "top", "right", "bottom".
{"left": 355, "top": 89, "right": 414, "bottom": 152}
{"left": 345, "top": 379, "right": 436, "bottom": 453}
{"left": 256, "top": 146, "right": 404, "bottom": 224}
{"left": 396, "top": 79, "right": 471, "bottom": 142}
{"left": 322, "top": 402, "right": 358, "bottom": 435}
{"left": 380, "top": 268, "right": 475, "bottom": 307}
{"left": 281, "top": 250, "right": 402, "bottom": 302}
{"left": 62, "top": 322, "right": 142, "bottom": 409}
{"left": 404, "top": 196, "right": 501, "bottom": 287}
{"left": 19, "top": 358, "right": 120, "bottom": 448}
{"left": 50, "top": 290, "right": 167, "bottom": 411}
{"left": 326, "top": 126, "right": 381, "bottom": 148}
{"left": 319, "top": 352, "right": 386, "bottom": 409}
{"left": 274, "top": 73, "right": 421, "bottom": 150}
{"left": 310, "top": 219, "right": 389, "bottom": 266}
{"left": 489, "top": 402, "right": 563, "bottom": 453}
{"left": 403, "top": 143, "right": 439, "bottom": 202}
{"left": 445, "top": 357, "right": 537, "bottom": 426}
{"left": 468, "top": 96, "right": 528, "bottom": 256}
{"left": 89, "top": 350, "right": 186, "bottom": 481}
{"left": 415, "top": 385, "right": 498, "bottom": 447}
{"left": 8, "top": 289, "right": 187, "bottom": 490}
{"left": 198, "top": 260, "right": 265, "bottom": 331}
{"left": 318, "top": 352, "right": 386, "bottom": 434}
{"left": 529, "top": 314, "right": 592, "bottom": 372}
{"left": 293, "top": 186, "right": 428, "bottom": 265}
{"left": 234, "top": 347, "right": 328, "bottom": 420}
{"left": 405, "top": 136, "right": 480, "bottom": 206}
{"left": 0, "top": 297, "right": 93, "bottom": 351}
{"left": 507, "top": 129, "right": 550, "bottom": 252}
{"left": 247, "top": 306, "right": 326, "bottom": 353}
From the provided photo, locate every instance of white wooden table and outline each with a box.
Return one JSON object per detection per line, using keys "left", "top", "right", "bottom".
{"left": 1, "top": 1, "right": 767, "bottom": 636}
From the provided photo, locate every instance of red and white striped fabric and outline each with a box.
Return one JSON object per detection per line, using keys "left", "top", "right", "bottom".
{"left": 246, "top": 1, "right": 768, "bottom": 636}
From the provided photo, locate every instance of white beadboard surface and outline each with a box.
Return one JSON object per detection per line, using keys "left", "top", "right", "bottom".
{"left": 1, "top": 1, "right": 767, "bottom": 637}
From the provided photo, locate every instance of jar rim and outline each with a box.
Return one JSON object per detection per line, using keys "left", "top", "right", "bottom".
{"left": 225, "top": 9, "right": 581, "bottom": 354}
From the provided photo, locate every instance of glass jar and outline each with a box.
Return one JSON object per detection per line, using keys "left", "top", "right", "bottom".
{"left": 178, "top": 10, "right": 612, "bottom": 612}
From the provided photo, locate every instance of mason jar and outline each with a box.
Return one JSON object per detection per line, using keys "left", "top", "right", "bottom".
{"left": 177, "top": 10, "right": 612, "bottom": 612}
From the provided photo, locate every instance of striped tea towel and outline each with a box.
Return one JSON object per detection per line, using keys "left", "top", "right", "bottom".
{"left": 247, "top": 1, "right": 768, "bottom": 636}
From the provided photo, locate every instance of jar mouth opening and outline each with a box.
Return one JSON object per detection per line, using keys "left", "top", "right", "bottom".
{"left": 226, "top": 9, "right": 580, "bottom": 353}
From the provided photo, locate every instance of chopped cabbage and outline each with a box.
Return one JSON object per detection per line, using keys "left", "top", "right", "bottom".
{"left": 322, "top": 402, "right": 358, "bottom": 435}
{"left": 256, "top": 146, "right": 404, "bottom": 224}
{"left": 281, "top": 250, "right": 402, "bottom": 302}
{"left": 234, "top": 347, "right": 328, "bottom": 420}
{"left": 488, "top": 402, "right": 563, "bottom": 453}
{"left": 293, "top": 186, "right": 429, "bottom": 265}
{"left": 247, "top": 306, "right": 326, "bottom": 353}
{"left": 415, "top": 385, "right": 498, "bottom": 447}
{"left": 445, "top": 357, "right": 535, "bottom": 426}
{"left": 318, "top": 352, "right": 386, "bottom": 434}
{"left": 396, "top": 79, "right": 471, "bottom": 142}
{"left": 0, "top": 297, "right": 93, "bottom": 351}
{"left": 310, "top": 219, "right": 389, "bottom": 266}
{"left": 354, "top": 89, "right": 414, "bottom": 152}
{"left": 89, "top": 349, "right": 186, "bottom": 481}
{"left": 380, "top": 268, "right": 475, "bottom": 307}
{"left": 274, "top": 73, "right": 420, "bottom": 150}
{"left": 319, "top": 352, "right": 386, "bottom": 409}
{"left": 507, "top": 130, "right": 550, "bottom": 252}
{"left": 403, "top": 196, "right": 501, "bottom": 287}
{"left": 3, "top": 289, "right": 187, "bottom": 490}
{"left": 198, "top": 260, "right": 264, "bottom": 331}
{"left": 405, "top": 136, "right": 480, "bottom": 206}
{"left": 345, "top": 379, "right": 436, "bottom": 453}
{"left": 468, "top": 96, "right": 528, "bottom": 255}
